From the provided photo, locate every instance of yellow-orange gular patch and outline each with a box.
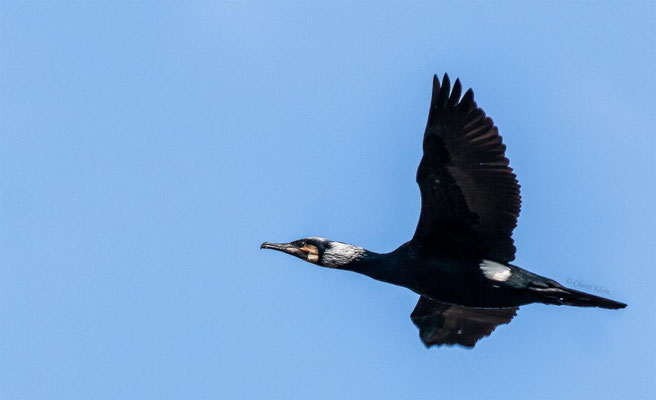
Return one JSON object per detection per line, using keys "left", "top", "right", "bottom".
{"left": 300, "top": 244, "right": 320, "bottom": 263}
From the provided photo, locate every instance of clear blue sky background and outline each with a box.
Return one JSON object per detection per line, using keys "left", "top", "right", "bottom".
{"left": 1, "top": 1, "right": 654, "bottom": 399}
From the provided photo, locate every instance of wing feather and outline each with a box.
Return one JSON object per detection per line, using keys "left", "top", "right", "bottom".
{"left": 411, "top": 296, "right": 518, "bottom": 348}
{"left": 412, "top": 74, "right": 521, "bottom": 263}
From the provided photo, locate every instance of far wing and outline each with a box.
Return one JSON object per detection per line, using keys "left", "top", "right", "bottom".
{"left": 410, "top": 296, "right": 518, "bottom": 348}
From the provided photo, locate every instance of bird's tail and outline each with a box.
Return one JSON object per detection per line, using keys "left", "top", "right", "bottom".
{"left": 531, "top": 283, "right": 627, "bottom": 310}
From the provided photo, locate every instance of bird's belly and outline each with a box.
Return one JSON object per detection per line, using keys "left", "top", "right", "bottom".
{"left": 400, "top": 260, "right": 530, "bottom": 308}
{"left": 414, "top": 285, "right": 527, "bottom": 308}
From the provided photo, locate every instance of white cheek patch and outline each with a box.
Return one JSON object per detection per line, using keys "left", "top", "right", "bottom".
{"left": 480, "top": 260, "right": 512, "bottom": 282}
{"left": 322, "top": 242, "right": 366, "bottom": 268}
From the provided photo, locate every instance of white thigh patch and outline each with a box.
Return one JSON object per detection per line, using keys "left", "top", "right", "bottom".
{"left": 480, "top": 260, "right": 512, "bottom": 282}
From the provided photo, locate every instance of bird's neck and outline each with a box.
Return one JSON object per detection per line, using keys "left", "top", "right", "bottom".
{"left": 341, "top": 248, "right": 405, "bottom": 286}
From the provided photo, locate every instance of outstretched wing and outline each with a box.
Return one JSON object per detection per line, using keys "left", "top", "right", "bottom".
{"left": 410, "top": 296, "right": 518, "bottom": 348}
{"left": 412, "top": 74, "right": 521, "bottom": 263}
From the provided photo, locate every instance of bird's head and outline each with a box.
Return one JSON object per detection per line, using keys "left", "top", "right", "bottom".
{"left": 260, "top": 237, "right": 366, "bottom": 269}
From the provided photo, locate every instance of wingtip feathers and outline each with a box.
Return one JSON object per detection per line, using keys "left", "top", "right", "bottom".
{"left": 431, "top": 74, "right": 473, "bottom": 110}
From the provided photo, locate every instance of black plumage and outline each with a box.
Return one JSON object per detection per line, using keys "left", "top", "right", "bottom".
{"left": 261, "top": 74, "right": 626, "bottom": 348}
{"left": 415, "top": 75, "right": 520, "bottom": 263}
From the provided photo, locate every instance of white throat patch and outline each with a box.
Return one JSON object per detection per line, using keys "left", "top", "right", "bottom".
{"left": 480, "top": 260, "right": 512, "bottom": 282}
{"left": 322, "top": 241, "right": 366, "bottom": 268}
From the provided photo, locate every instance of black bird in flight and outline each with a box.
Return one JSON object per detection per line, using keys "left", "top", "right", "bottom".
{"left": 261, "top": 74, "right": 627, "bottom": 348}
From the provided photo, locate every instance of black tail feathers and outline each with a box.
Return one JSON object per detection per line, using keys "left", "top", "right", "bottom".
{"left": 533, "top": 284, "right": 627, "bottom": 310}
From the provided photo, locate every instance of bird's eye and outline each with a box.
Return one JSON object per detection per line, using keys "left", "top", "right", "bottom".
{"left": 298, "top": 241, "right": 306, "bottom": 248}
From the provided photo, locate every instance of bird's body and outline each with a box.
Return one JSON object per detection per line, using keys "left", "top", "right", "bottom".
{"left": 324, "top": 243, "right": 519, "bottom": 307}
{"left": 262, "top": 74, "right": 626, "bottom": 348}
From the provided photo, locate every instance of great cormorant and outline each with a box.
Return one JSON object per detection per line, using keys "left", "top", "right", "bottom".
{"left": 261, "top": 74, "right": 627, "bottom": 348}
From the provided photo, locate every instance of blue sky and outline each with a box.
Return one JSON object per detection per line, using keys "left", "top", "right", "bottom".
{"left": 1, "top": 1, "right": 654, "bottom": 399}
